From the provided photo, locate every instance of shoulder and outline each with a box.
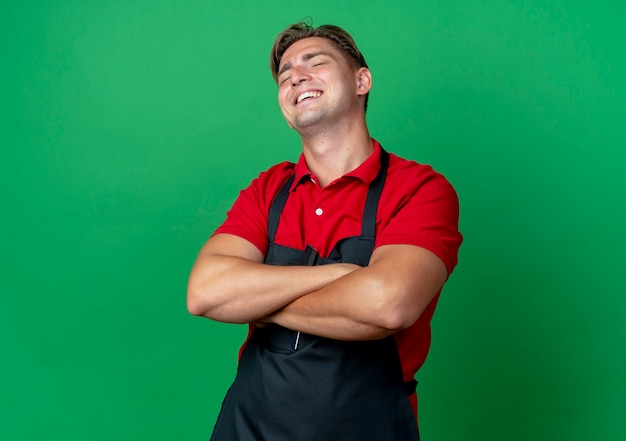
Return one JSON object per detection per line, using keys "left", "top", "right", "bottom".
{"left": 376, "top": 151, "right": 462, "bottom": 273}
{"left": 245, "top": 161, "right": 296, "bottom": 204}
{"left": 255, "top": 161, "right": 296, "bottom": 184}
{"left": 213, "top": 161, "right": 296, "bottom": 256}
{"left": 385, "top": 152, "right": 459, "bottom": 204}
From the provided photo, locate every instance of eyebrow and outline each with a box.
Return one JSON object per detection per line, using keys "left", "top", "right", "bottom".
{"left": 277, "top": 50, "right": 334, "bottom": 78}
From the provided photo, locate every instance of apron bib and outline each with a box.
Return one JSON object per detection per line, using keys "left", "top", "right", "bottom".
{"left": 210, "top": 149, "right": 420, "bottom": 441}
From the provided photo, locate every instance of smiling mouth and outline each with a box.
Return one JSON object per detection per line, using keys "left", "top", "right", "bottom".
{"left": 296, "top": 90, "right": 322, "bottom": 104}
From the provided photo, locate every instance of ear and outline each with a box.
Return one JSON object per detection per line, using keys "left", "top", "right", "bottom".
{"left": 355, "top": 67, "right": 372, "bottom": 96}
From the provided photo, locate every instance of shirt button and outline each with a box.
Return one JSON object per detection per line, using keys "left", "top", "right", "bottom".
{"left": 315, "top": 208, "right": 323, "bottom": 216}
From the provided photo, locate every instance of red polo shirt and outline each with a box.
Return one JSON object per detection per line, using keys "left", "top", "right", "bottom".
{"left": 214, "top": 139, "right": 462, "bottom": 410}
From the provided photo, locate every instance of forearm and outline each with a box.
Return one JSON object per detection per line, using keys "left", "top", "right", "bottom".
{"left": 263, "top": 245, "right": 448, "bottom": 341}
{"left": 188, "top": 253, "right": 357, "bottom": 324}
{"left": 267, "top": 302, "right": 394, "bottom": 341}
{"left": 264, "top": 267, "right": 398, "bottom": 340}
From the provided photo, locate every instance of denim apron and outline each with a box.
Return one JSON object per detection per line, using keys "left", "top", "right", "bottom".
{"left": 210, "top": 149, "right": 419, "bottom": 441}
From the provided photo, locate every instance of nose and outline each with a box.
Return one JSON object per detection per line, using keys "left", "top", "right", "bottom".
{"left": 290, "top": 65, "right": 311, "bottom": 85}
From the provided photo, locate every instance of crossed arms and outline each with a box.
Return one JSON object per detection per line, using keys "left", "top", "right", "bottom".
{"left": 187, "top": 233, "right": 448, "bottom": 341}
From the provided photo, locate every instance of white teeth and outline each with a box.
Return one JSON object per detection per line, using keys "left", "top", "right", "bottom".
{"left": 297, "top": 91, "right": 321, "bottom": 103}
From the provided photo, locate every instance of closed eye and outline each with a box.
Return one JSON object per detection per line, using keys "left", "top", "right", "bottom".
{"left": 311, "top": 57, "right": 329, "bottom": 68}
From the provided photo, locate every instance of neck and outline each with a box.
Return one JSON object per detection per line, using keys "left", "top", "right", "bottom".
{"left": 298, "top": 117, "right": 373, "bottom": 187}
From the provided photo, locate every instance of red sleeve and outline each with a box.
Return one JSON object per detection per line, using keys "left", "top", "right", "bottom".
{"left": 376, "top": 156, "right": 463, "bottom": 275}
{"left": 213, "top": 162, "right": 295, "bottom": 256}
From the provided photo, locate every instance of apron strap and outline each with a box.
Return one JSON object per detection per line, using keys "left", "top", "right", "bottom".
{"left": 267, "top": 174, "right": 295, "bottom": 242}
{"left": 361, "top": 148, "right": 389, "bottom": 238}
{"left": 404, "top": 379, "right": 418, "bottom": 395}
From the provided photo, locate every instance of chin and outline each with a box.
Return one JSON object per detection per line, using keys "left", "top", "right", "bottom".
{"left": 293, "top": 110, "right": 331, "bottom": 129}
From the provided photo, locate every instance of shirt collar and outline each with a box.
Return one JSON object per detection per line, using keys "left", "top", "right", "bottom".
{"left": 290, "top": 139, "right": 382, "bottom": 191}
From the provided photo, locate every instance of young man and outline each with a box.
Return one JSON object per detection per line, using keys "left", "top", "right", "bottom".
{"left": 188, "top": 22, "right": 463, "bottom": 440}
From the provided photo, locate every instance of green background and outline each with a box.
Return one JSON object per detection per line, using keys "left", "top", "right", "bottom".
{"left": 2, "top": 1, "right": 625, "bottom": 440}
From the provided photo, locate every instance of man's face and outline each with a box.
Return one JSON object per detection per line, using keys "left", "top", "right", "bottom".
{"left": 276, "top": 37, "right": 368, "bottom": 131}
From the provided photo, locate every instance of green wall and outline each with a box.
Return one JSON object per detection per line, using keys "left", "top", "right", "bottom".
{"left": 2, "top": 1, "right": 625, "bottom": 439}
